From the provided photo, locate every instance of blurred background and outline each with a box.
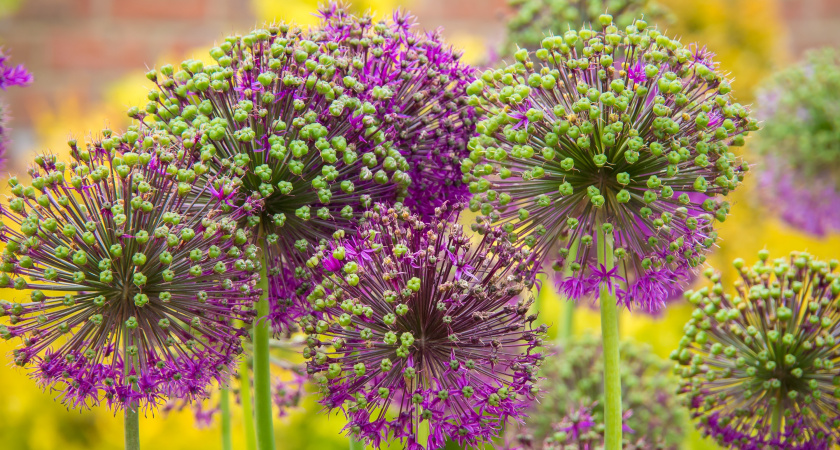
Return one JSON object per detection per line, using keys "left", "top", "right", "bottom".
{"left": 1, "top": 0, "right": 840, "bottom": 449}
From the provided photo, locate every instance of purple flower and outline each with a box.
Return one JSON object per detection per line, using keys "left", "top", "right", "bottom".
{"left": 673, "top": 251, "right": 840, "bottom": 449}
{"left": 0, "top": 48, "right": 32, "bottom": 90}
{"left": 753, "top": 48, "right": 840, "bottom": 235}
{"left": 301, "top": 203, "right": 546, "bottom": 449}
{"left": 272, "top": 372, "right": 305, "bottom": 418}
{"left": 0, "top": 135, "right": 259, "bottom": 411}
{"left": 316, "top": 4, "right": 476, "bottom": 219}
{"left": 464, "top": 18, "right": 755, "bottom": 313}
{"left": 137, "top": 22, "right": 426, "bottom": 333}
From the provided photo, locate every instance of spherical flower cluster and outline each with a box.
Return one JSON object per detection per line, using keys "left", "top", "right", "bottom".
{"left": 672, "top": 251, "right": 840, "bottom": 449}
{"left": 463, "top": 16, "right": 756, "bottom": 313}
{"left": 138, "top": 13, "right": 474, "bottom": 330}
{"left": 509, "top": 402, "right": 659, "bottom": 449}
{"left": 0, "top": 132, "right": 259, "bottom": 410}
{"left": 316, "top": 4, "right": 476, "bottom": 218}
{"left": 504, "top": 0, "right": 672, "bottom": 55}
{"left": 753, "top": 48, "right": 840, "bottom": 236}
{"left": 511, "top": 335, "right": 684, "bottom": 448}
{"left": 301, "top": 204, "right": 546, "bottom": 449}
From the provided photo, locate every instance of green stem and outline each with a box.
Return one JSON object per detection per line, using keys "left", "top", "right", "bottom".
{"left": 349, "top": 438, "right": 365, "bottom": 450}
{"left": 597, "top": 224, "right": 622, "bottom": 450}
{"left": 123, "top": 331, "right": 140, "bottom": 450}
{"left": 771, "top": 394, "right": 783, "bottom": 435}
{"left": 558, "top": 240, "right": 580, "bottom": 342}
{"left": 124, "top": 405, "right": 140, "bottom": 450}
{"left": 220, "top": 387, "right": 232, "bottom": 450}
{"left": 253, "top": 242, "right": 275, "bottom": 450}
{"left": 240, "top": 357, "right": 257, "bottom": 450}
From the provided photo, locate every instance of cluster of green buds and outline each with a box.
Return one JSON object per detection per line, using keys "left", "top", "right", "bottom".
{"left": 463, "top": 15, "right": 756, "bottom": 311}
{"left": 503, "top": 0, "right": 673, "bottom": 55}
{"left": 134, "top": 23, "right": 413, "bottom": 267}
{"left": 0, "top": 131, "right": 259, "bottom": 409}
{"left": 512, "top": 335, "right": 684, "bottom": 449}
{"left": 672, "top": 250, "right": 840, "bottom": 449}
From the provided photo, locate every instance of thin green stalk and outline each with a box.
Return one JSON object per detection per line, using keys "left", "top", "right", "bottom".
{"left": 597, "top": 224, "right": 622, "bottom": 450}
{"left": 558, "top": 240, "right": 580, "bottom": 341}
{"left": 349, "top": 438, "right": 365, "bottom": 450}
{"left": 771, "top": 392, "right": 783, "bottom": 435}
{"left": 240, "top": 357, "right": 257, "bottom": 450}
{"left": 253, "top": 239, "right": 275, "bottom": 450}
{"left": 220, "top": 387, "right": 233, "bottom": 450}
{"left": 124, "top": 405, "right": 140, "bottom": 450}
{"left": 123, "top": 331, "right": 140, "bottom": 450}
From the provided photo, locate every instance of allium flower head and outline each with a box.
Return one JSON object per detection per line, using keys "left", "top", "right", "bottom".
{"left": 301, "top": 204, "right": 546, "bottom": 449}
{"left": 754, "top": 48, "right": 840, "bottom": 236}
{"left": 510, "top": 402, "right": 657, "bottom": 450}
{"left": 136, "top": 23, "right": 420, "bottom": 330}
{"left": 0, "top": 132, "right": 259, "bottom": 410}
{"left": 316, "top": 3, "right": 476, "bottom": 217}
{"left": 504, "top": 0, "right": 672, "bottom": 55}
{"left": 463, "top": 17, "right": 756, "bottom": 312}
{"left": 672, "top": 250, "right": 840, "bottom": 449}
{"left": 511, "top": 335, "right": 684, "bottom": 449}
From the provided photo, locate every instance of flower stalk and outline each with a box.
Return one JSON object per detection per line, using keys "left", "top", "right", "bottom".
{"left": 253, "top": 235, "right": 274, "bottom": 450}
{"left": 597, "top": 223, "right": 621, "bottom": 450}
{"left": 220, "top": 387, "right": 232, "bottom": 450}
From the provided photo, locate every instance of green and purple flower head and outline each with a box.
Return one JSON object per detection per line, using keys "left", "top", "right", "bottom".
{"left": 301, "top": 203, "right": 545, "bottom": 449}
{"left": 754, "top": 48, "right": 840, "bottom": 236}
{"left": 672, "top": 250, "right": 840, "bottom": 449}
{"left": 0, "top": 131, "right": 259, "bottom": 410}
{"left": 317, "top": 3, "right": 477, "bottom": 218}
{"left": 137, "top": 7, "right": 474, "bottom": 332}
{"left": 503, "top": 0, "right": 672, "bottom": 55}
{"left": 463, "top": 15, "right": 755, "bottom": 313}
{"left": 510, "top": 335, "right": 684, "bottom": 449}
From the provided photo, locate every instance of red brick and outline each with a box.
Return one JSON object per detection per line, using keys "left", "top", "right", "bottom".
{"left": 49, "top": 32, "right": 110, "bottom": 69}
{"left": 111, "top": 0, "right": 207, "bottom": 20}
{"left": 15, "top": 0, "right": 91, "bottom": 19}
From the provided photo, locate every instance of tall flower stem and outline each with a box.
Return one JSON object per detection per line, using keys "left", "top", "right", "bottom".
{"left": 597, "top": 224, "right": 622, "bottom": 450}
{"left": 123, "top": 332, "right": 140, "bottom": 450}
{"left": 124, "top": 407, "right": 140, "bottom": 450}
{"left": 349, "top": 438, "right": 365, "bottom": 450}
{"left": 558, "top": 239, "right": 580, "bottom": 341}
{"left": 220, "top": 387, "right": 233, "bottom": 450}
{"left": 253, "top": 233, "right": 274, "bottom": 450}
{"left": 771, "top": 392, "right": 783, "bottom": 435}
{"left": 240, "top": 356, "right": 257, "bottom": 450}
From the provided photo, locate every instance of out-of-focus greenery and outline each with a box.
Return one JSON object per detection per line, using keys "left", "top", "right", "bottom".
{"left": 3, "top": 0, "right": 839, "bottom": 449}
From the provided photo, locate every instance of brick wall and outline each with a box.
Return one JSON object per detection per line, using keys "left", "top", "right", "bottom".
{"left": 780, "top": 0, "right": 840, "bottom": 54}
{"left": 1, "top": 0, "right": 839, "bottom": 167}
{"left": 0, "top": 0, "right": 255, "bottom": 127}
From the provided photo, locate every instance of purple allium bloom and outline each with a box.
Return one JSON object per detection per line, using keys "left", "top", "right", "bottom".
{"left": 301, "top": 203, "right": 546, "bottom": 449}
{"left": 0, "top": 134, "right": 259, "bottom": 410}
{"left": 757, "top": 156, "right": 840, "bottom": 237}
{"left": 672, "top": 251, "right": 840, "bottom": 449}
{"left": 136, "top": 24, "right": 417, "bottom": 332}
{"left": 315, "top": 4, "right": 476, "bottom": 218}
{"left": 0, "top": 48, "right": 32, "bottom": 90}
{"left": 273, "top": 372, "right": 305, "bottom": 418}
{"left": 753, "top": 48, "right": 840, "bottom": 235}
{"left": 464, "top": 17, "right": 755, "bottom": 312}
{"left": 508, "top": 335, "right": 685, "bottom": 449}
